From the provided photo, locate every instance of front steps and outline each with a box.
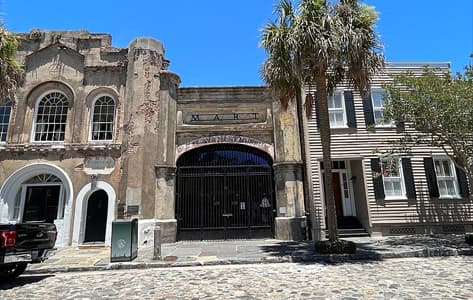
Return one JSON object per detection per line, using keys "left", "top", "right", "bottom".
{"left": 325, "top": 216, "right": 370, "bottom": 238}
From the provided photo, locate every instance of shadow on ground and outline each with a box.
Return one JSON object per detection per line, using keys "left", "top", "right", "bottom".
{"left": 258, "top": 234, "right": 472, "bottom": 264}
{"left": 0, "top": 274, "right": 54, "bottom": 290}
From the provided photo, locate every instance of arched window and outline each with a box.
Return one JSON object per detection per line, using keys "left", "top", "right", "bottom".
{"left": 14, "top": 174, "right": 65, "bottom": 223}
{"left": 0, "top": 100, "right": 12, "bottom": 142}
{"left": 33, "top": 91, "right": 69, "bottom": 142}
{"left": 90, "top": 95, "right": 115, "bottom": 141}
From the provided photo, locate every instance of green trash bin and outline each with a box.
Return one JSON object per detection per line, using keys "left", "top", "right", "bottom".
{"left": 111, "top": 219, "right": 138, "bottom": 262}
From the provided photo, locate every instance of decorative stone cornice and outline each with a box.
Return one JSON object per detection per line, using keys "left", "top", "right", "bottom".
{"left": 0, "top": 143, "right": 122, "bottom": 155}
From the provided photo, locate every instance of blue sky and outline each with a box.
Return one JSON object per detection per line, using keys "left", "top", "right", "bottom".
{"left": 3, "top": 0, "right": 472, "bottom": 86}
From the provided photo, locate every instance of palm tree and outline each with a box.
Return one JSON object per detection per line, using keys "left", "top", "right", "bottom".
{"left": 260, "top": 0, "right": 384, "bottom": 241}
{"left": 0, "top": 25, "right": 23, "bottom": 104}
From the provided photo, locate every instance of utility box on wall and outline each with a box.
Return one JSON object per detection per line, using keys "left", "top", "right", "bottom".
{"left": 111, "top": 219, "right": 138, "bottom": 262}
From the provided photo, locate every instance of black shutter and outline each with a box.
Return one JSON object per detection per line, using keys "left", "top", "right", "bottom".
{"left": 371, "top": 158, "right": 385, "bottom": 200}
{"left": 423, "top": 157, "right": 439, "bottom": 198}
{"left": 314, "top": 93, "right": 320, "bottom": 128}
{"left": 456, "top": 166, "right": 470, "bottom": 198}
{"left": 363, "top": 92, "right": 375, "bottom": 126}
{"left": 402, "top": 158, "right": 416, "bottom": 199}
{"left": 344, "top": 91, "right": 356, "bottom": 128}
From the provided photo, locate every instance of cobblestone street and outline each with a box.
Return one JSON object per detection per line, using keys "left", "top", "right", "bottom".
{"left": 1, "top": 256, "right": 473, "bottom": 299}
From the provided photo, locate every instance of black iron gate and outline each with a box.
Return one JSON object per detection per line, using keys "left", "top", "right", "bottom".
{"left": 176, "top": 144, "right": 274, "bottom": 240}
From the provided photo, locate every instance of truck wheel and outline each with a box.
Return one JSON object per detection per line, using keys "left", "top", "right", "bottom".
{"left": 0, "top": 263, "right": 28, "bottom": 280}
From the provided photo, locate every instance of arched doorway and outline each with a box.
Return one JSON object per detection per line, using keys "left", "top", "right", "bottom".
{"left": 176, "top": 144, "right": 275, "bottom": 240}
{"left": 83, "top": 190, "right": 108, "bottom": 243}
{"left": 0, "top": 164, "right": 73, "bottom": 247}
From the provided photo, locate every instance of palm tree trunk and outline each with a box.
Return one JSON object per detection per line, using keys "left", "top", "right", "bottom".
{"left": 295, "top": 88, "right": 317, "bottom": 240}
{"left": 315, "top": 75, "right": 338, "bottom": 241}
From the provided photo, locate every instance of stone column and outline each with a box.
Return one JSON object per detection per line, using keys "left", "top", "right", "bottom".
{"left": 120, "top": 37, "right": 180, "bottom": 245}
{"left": 155, "top": 165, "right": 177, "bottom": 242}
{"left": 272, "top": 98, "right": 307, "bottom": 240}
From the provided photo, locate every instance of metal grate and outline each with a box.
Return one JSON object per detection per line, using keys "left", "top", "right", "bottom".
{"left": 176, "top": 144, "right": 274, "bottom": 240}
{"left": 389, "top": 227, "right": 416, "bottom": 235}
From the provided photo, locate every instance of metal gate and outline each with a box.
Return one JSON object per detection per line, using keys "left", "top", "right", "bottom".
{"left": 176, "top": 144, "right": 274, "bottom": 240}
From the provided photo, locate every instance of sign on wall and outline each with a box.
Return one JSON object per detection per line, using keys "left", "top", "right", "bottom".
{"left": 183, "top": 112, "right": 266, "bottom": 125}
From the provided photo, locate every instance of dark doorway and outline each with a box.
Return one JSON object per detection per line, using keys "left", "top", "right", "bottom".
{"left": 332, "top": 173, "right": 344, "bottom": 217}
{"left": 84, "top": 190, "right": 108, "bottom": 243}
{"left": 23, "top": 186, "right": 61, "bottom": 223}
{"left": 176, "top": 144, "right": 275, "bottom": 240}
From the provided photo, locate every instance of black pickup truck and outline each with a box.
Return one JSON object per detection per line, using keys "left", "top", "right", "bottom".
{"left": 0, "top": 222, "right": 57, "bottom": 280}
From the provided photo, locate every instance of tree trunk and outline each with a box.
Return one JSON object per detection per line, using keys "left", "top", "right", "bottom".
{"left": 296, "top": 88, "right": 317, "bottom": 240}
{"left": 467, "top": 168, "right": 473, "bottom": 200}
{"left": 315, "top": 75, "right": 338, "bottom": 241}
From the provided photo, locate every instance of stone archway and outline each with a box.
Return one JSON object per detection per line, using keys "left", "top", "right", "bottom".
{"left": 0, "top": 163, "right": 73, "bottom": 247}
{"left": 175, "top": 143, "right": 275, "bottom": 240}
{"left": 176, "top": 135, "right": 275, "bottom": 162}
{"left": 73, "top": 181, "right": 116, "bottom": 246}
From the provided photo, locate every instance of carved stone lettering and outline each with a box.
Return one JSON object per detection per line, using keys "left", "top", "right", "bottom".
{"left": 184, "top": 112, "right": 264, "bottom": 125}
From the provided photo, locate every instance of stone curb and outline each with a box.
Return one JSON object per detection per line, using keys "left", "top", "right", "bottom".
{"left": 24, "top": 247, "right": 473, "bottom": 275}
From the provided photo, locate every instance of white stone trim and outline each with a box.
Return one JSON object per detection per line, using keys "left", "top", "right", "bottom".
{"left": 72, "top": 181, "right": 116, "bottom": 246}
{"left": 30, "top": 89, "right": 69, "bottom": 143}
{"left": 175, "top": 135, "right": 274, "bottom": 161}
{"left": 0, "top": 163, "right": 73, "bottom": 247}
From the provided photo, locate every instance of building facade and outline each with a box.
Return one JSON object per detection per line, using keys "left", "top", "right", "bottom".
{"left": 307, "top": 64, "right": 472, "bottom": 238}
{"left": 0, "top": 30, "right": 306, "bottom": 247}
{"left": 0, "top": 30, "right": 471, "bottom": 248}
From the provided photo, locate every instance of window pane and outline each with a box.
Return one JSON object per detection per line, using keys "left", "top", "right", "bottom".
{"left": 91, "top": 96, "right": 115, "bottom": 141}
{"left": 328, "top": 95, "right": 335, "bottom": 108}
{"left": 34, "top": 92, "right": 68, "bottom": 142}
{"left": 0, "top": 101, "right": 11, "bottom": 142}
{"left": 335, "top": 112, "right": 344, "bottom": 123}
{"left": 442, "top": 160, "right": 452, "bottom": 176}
{"left": 334, "top": 93, "right": 342, "bottom": 108}
{"left": 445, "top": 180, "right": 456, "bottom": 196}
{"left": 372, "top": 90, "right": 385, "bottom": 108}
{"left": 434, "top": 160, "right": 443, "bottom": 176}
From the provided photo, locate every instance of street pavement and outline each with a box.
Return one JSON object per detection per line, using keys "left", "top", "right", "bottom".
{"left": 25, "top": 234, "right": 473, "bottom": 274}
{"left": 1, "top": 256, "right": 473, "bottom": 299}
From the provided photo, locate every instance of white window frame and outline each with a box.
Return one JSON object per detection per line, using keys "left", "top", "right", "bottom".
{"left": 328, "top": 90, "right": 347, "bottom": 128}
{"left": 371, "top": 88, "right": 394, "bottom": 127}
{"left": 433, "top": 157, "right": 460, "bottom": 199}
{"left": 88, "top": 94, "right": 116, "bottom": 142}
{"left": 0, "top": 100, "right": 12, "bottom": 143}
{"left": 31, "top": 90, "right": 69, "bottom": 143}
{"left": 381, "top": 157, "right": 407, "bottom": 200}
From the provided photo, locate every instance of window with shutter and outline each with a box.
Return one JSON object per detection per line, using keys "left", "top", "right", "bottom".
{"left": 371, "top": 158, "right": 385, "bottom": 200}
{"left": 371, "top": 88, "right": 394, "bottom": 127}
{"left": 433, "top": 157, "right": 460, "bottom": 198}
{"left": 381, "top": 158, "right": 406, "bottom": 199}
{"left": 328, "top": 91, "right": 346, "bottom": 128}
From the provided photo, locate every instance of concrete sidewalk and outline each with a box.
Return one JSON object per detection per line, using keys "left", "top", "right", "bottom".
{"left": 25, "top": 234, "right": 473, "bottom": 274}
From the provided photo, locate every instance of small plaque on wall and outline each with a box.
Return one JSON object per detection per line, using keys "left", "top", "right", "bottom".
{"left": 127, "top": 205, "right": 140, "bottom": 215}
{"left": 84, "top": 157, "right": 115, "bottom": 170}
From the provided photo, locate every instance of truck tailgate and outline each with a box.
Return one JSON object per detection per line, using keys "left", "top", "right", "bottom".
{"left": 12, "top": 223, "right": 57, "bottom": 251}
